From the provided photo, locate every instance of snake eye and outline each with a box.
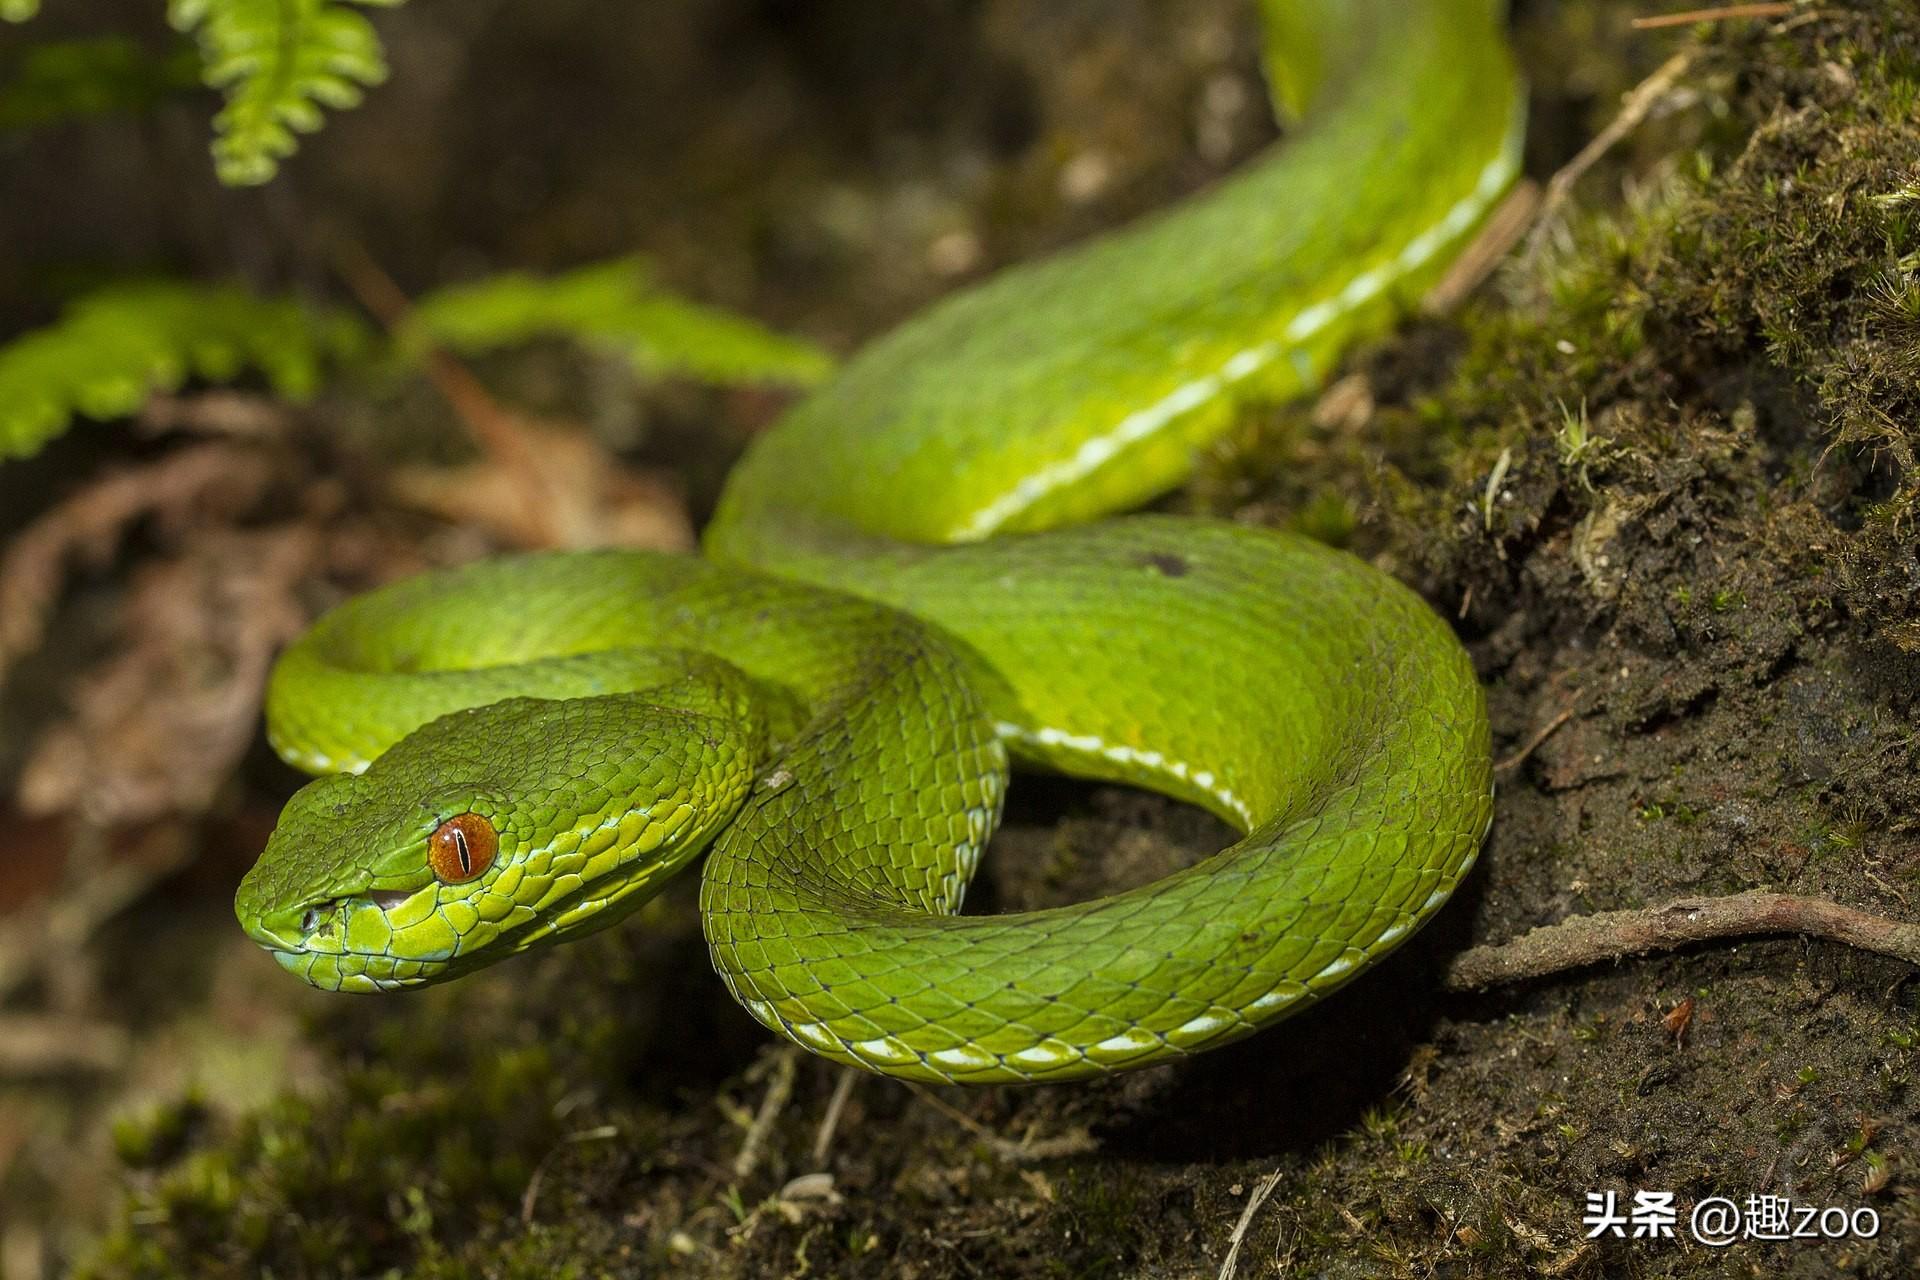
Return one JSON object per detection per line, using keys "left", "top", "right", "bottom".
{"left": 428, "top": 813, "right": 497, "bottom": 883}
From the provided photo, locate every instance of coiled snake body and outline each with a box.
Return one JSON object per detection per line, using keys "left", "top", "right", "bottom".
{"left": 239, "top": 0, "right": 1519, "bottom": 1083}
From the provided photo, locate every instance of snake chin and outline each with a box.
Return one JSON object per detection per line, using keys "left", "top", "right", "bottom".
{"left": 257, "top": 927, "right": 454, "bottom": 994}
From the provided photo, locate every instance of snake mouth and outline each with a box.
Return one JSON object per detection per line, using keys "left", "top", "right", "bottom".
{"left": 246, "top": 870, "right": 622, "bottom": 992}
{"left": 246, "top": 888, "right": 415, "bottom": 950}
{"left": 253, "top": 904, "right": 458, "bottom": 993}
{"left": 269, "top": 888, "right": 418, "bottom": 943}
{"left": 328, "top": 888, "right": 412, "bottom": 920}
{"left": 239, "top": 886, "right": 456, "bottom": 993}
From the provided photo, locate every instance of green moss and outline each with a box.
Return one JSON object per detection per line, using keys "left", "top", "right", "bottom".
{"left": 74, "top": 923, "right": 671, "bottom": 1279}
{"left": 109, "top": 1095, "right": 207, "bottom": 1170}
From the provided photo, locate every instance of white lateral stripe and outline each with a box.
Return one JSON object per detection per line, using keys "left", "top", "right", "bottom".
{"left": 1009, "top": 1043, "right": 1073, "bottom": 1067}
{"left": 996, "top": 720, "right": 1252, "bottom": 827}
{"left": 958, "top": 369, "right": 1235, "bottom": 537}
{"left": 959, "top": 107, "right": 1525, "bottom": 538}
{"left": 1092, "top": 1028, "right": 1161, "bottom": 1055}
{"left": 1174, "top": 1012, "right": 1230, "bottom": 1040}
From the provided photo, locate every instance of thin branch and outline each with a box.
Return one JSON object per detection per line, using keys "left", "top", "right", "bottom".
{"left": 1444, "top": 892, "right": 1920, "bottom": 991}
{"left": 0, "top": 1014, "right": 129, "bottom": 1076}
{"left": 1422, "top": 179, "right": 1541, "bottom": 314}
{"left": 903, "top": 1083, "right": 1099, "bottom": 1163}
{"left": 1495, "top": 707, "right": 1575, "bottom": 774}
{"left": 520, "top": 1124, "right": 619, "bottom": 1225}
{"left": 138, "top": 390, "right": 295, "bottom": 440}
{"left": 1631, "top": 4, "right": 1793, "bottom": 31}
{"left": 1522, "top": 50, "right": 1698, "bottom": 265}
{"left": 810, "top": 1067, "right": 859, "bottom": 1166}
{"left": 0, "top": 444, "right": 272, "bottom": 688}
{"left": 0, "top": 824, "right": 194, "bottom": 1004}
{"left": 1217, "top": 1168, "right": 1284, "bottom": 1280}
{"left": 331, "top": 241, "right": 561, "bottom": 546}
{"left": 731, "top": 1046, "right": 798, "bottom": 1180}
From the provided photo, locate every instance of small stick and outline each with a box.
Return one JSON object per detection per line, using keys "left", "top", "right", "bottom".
{"left": 810, "top": 1068, "right": 859, "bottom": 1166}
{"left": 1631, "top": 4, "right": 1792, "bottom": 30}
{"left": 1422, "top": 179, "right": 1541, "bottom": 314}
{"left": 519, "top": 1125, "right": 619, "bottom": 1225}
{"left": 1444, "top": 892, "right": 1920, "bottom": 991}
{"left": 1217, "top": 1167, "right": 1284, "bottom": 1280}
{"left": 332, "top": 241, "right": 562, "bottom": 546}
{"left": 1494, "top": 706, "right": 1575, "bottom": 774}
{"left": 0, "top": 1014, "right": 129, "bottom": 1075}
{"left": 732, "top": 1046, "right": 798, "bottom": 1180}
{"left": 903, "top": 1083, "right": 1099, "bottom": 1162}
{"left": 0, "top": 825, "right": 193, "bottom": 1003}
{"left": 1522, "top": 50, "right": 1697, "bottom": 265}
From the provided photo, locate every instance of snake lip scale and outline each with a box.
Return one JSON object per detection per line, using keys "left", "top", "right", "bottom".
{"left": 239, "top": 0, "right": 1514, "bottom": 1084}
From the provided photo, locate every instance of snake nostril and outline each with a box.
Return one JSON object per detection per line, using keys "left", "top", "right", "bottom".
{"left": 301, "top": 907, "right": 321, "bottom": 933}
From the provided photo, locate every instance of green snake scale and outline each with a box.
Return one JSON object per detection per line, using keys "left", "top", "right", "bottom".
{"left": 238, "top": 0, "right": 1519, "bottom": 1083}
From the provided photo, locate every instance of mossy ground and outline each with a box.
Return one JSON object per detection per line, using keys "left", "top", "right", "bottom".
{"left": 14, "top": 1, "right": 1920, "bottom": 1276}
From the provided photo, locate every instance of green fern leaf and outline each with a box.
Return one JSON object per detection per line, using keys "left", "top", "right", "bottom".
{"left": 168, "top": 0, "right": 404, "bottom": 186}
{"left": 405, "top": 257, "right": 836, "bottom": 389}
{"left": 0, "top": 282, "right": 368, "bottom": 461}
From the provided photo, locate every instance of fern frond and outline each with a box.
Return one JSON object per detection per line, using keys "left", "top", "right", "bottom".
{"left": 168, "top": 0, "right": 403, "bottom": 186}
{"left": 405, "top": 257, "right": 836, "bottom": 388}
{"left": 0, "top": 283, "right": 368, "bottom": 461}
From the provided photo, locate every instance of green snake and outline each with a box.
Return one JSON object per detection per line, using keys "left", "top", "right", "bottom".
{"left": 238, "top": 0, "right": 1519, "bottom": 1083}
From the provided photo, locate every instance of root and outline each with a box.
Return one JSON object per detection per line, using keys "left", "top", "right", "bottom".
{"left": 1444, "top": 891, "right": 1920, "bottom": 990}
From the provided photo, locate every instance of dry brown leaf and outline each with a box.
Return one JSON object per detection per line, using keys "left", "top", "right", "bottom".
{"left": 18, "top": 526, "right": 319, "bottom": 824}
{"left": 0, "top": 444, "right": 277, "bottom": 689}
{"left": 388, "top": 419, "right": 695, "bottom": 552}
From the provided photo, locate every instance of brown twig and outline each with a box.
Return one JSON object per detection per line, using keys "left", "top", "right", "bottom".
{"left": 1444, "top": 892, "right": 1920, "bottom": 991}
{"left": 17, "top": 524, "right": 320, "bottom": 823}
{"left": 731, "top": 1046, "right": 798, "bottom": 1180}
{"left": 0, "top": 825, "right": 194, "bottom": 1005}
{"left": 1522, "top": 50, "right": 1699, "bottom": 265}
{"left": 1631, "top": 3, "right": 1792, "bottom": 30}
{"left": 138, "top": 390, "right": 294, "bottom": 441}
{"left": 1217, "top": 1168, "right": 1284, "bottom": 1280}
{"left": 1494, "top": 707, "right": 1575, "bottom": 774}
{"left": 810, "top": 1068, "right": 859, "bottom": 1166}
{"left": 0, "top": 1014, "right": 129, "bottom": 1076}
{"left": 1422, "top": 179, "right": 1542, "bottom": 314}
{"left": 331, "top": 241, "right": 561, "bottom": 546}
{"left": 520, "top": 1124, "right": 620, "bottom": 1225}
{"left": 902, "top": 1083, "right": 1100, "bottom": 1163}
{"left": 0, "top": 444, "right": 274, "bottom": 688}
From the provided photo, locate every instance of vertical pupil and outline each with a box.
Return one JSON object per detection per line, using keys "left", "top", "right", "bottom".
{"left": 452, "top": 826, "right": 471, "bottom": 874}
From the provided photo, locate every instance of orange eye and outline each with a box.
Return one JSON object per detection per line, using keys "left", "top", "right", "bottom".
{"left": 428, "top": 813, "right": 497, "bottom": 883}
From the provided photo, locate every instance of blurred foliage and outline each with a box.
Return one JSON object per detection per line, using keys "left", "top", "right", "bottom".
{"left": 403, "top": 257, "right": 836, "bottom": 388}
{"left": 1, "top": 0, "right": 405, "bottom": 184}
{"left": 0, "top": 36, "right": 201, "bottom": 130}
{"left": 0, "top": 257, "right": 832, "bottom": 462}
{"left": 167, "top": 0, "right": 404, "bottom": 185}
{"left": 0, "top": 11, "right": 831, "bottom": 455}
{"left": 0, "top": 282, "right": 369, "bottom": 460}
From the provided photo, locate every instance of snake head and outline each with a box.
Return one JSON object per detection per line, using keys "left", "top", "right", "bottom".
{"left": 237, "top": 693, "right": 758, "bottom": 991}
